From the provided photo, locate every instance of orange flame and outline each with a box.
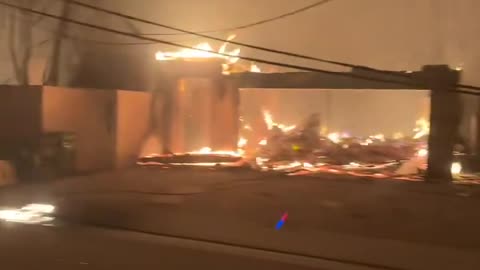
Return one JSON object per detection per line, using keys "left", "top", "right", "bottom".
{"left": 155, "top": 35, "right": 241, "bottom": 74}
{"left": 263, "top": 110, "right": 296, "bottom": 132}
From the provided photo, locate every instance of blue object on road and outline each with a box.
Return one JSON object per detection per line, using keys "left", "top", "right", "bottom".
{"left": 275, "top": 220, "right": 285, "bottom": 230}
{"left": 275, "top": 212, "right": 288, "bottom": 230}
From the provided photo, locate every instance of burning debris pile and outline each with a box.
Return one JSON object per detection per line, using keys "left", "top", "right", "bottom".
{"left": 238, "top": 112, "right": 467, "bottom": 181}
{"left": 138, "top": 109, "right": 473, "bottom": 182}
{"left": 137, "top": 147, "right": 246, "bottom": 168}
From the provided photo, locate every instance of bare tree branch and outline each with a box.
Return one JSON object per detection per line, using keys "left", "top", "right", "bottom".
{"left": 46, "top": 0, "right": 71, "bottom": 85}
{"left": 5, "top": 0, "right": 48, "bottom": 85}
{"left": 32, "top": 1, "right": 56, "bottom": 25}
{"left": 7, "top": 10, "right": 23, "bottom": 84}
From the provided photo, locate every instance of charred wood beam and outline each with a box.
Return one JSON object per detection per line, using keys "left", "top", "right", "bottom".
{"left": 226, "top": 70, "right": 426, "bottom": 90}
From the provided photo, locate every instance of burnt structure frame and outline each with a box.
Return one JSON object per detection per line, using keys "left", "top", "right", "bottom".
{"left": 227, "top": 65, "right": 461, "bottom": 182}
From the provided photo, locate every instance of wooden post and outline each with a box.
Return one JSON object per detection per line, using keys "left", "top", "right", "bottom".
{"left": 422, "top": 65, "right": 461, "bottom": 182}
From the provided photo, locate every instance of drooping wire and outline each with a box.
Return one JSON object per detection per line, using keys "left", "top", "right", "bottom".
{"left": 0, "top": 0, "right": 420, "bottom": 89}
{"left": 141, "top": 0, "right": 334, "bottom": 36}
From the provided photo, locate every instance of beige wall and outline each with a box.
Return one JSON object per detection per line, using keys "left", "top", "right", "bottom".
{"left": 115, "top": 90, "right": 152, "bottom": 168}
{"left": 42, "top": 86, "right": 116, "bottom": 172}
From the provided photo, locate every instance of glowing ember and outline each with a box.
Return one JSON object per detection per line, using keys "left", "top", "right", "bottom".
{"left": 273, "top": 161, "right": 302, "bottom": 171}
{"left": 303, "top": 162, "right": 314, "bottom": 168}
{"left": 0, "top": 203, "right": 55, "bottom": 224}
{"left": 417, "top": 149, "right": 428, "bottom": 157}
{"left": 263, "top": 110, "right": 296, "bottom": 132}
{"left": 327, "top": 132, "right": 341, "bottom": 143}
{"left": 413, "top": 118, "right": 430, "bottom": 139}
{"left": 250, "top": 63, "right": 261, "bottom": 73}
{"left": 451, "top": 162, "right": 462, "bottom": 175}
{"left": 188, "top": 147, "right": 242, "bottom": 157}
{"left": 360, "top": 138, "right": 373, "bottom": 146}
{"left": 393, "top": 132, "right": 404, "bottom": 140}
{"left": 238, "top": 137, "right": 248, "bottom": 148}
{"left": 370, "top": 134, "right": 385, "bottom": 142}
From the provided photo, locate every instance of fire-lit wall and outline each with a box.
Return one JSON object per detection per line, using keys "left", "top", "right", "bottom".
{"left": 42, "top": 86, "right": 116, "bottom": 172}
{"left": 115, "top": 90, "right": 152, "bottom": 168}
{"left": 0, "top": 85, "right": 42, "bottom": 148}
{"left": 170, "top": 78, "right": 215, "bottom": 152}
{"left": 211, "top": 80, "right": 239, "bottom": 150}
{"left": 155, "top": 59, "right": 238, "bottom": 153}
{"left": 0, "top": 86, "right": 153, "bottom": 174}
{"left": 166, "top": 78, "right": 238, "bottom": 153}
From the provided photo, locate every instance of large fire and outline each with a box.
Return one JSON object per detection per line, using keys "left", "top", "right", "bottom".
{"left": 155, "top": 35, "right": 260, "bottom": 75}
{"left": 148, "top": 45, "right": 471, "bottom": 181}
{"left": 138, "top": 109, "right": 474, "bottom": 182}
{"left": 235, "top": 111, "right": 470, "bottom": 182}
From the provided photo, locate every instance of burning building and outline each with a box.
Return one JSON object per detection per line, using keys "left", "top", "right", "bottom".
{"left": 140, "top": 37, "right": 255, "bottom": 166}
{"left": 139, "top": 38, "right": 477, "bottom": 183}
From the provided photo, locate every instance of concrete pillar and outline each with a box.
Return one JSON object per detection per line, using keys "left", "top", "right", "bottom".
{"left": 421, "top": 65, "right": 461, "bottom": 182}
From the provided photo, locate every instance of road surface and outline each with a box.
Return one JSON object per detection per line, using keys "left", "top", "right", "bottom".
{"left": 1, "top": 168, "right": 480, "bottom": 269}
{"left": 1, "top": 222, "right": 382, "bottom": 270}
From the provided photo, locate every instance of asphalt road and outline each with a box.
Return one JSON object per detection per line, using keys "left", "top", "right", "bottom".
{"left": 0, "top": 222, "right": 378, "bottom": 270}
{"left": 1, "top": 168, "right": 480, "bottom": 270}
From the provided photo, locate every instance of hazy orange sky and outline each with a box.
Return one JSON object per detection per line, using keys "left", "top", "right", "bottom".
{"left": 93, "top": 0, "right": 480, "bottom": 84}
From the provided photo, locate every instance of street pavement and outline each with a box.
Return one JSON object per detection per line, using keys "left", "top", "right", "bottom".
{"left": 1, "top": 167, "right": 480, "bottom": 269}
{"left": 1, "top": 223, "right": 327, "bottom": 270}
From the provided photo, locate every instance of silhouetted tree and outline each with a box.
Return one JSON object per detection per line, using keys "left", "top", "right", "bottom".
{"left": 3, "top": 0, "right": 50, "bottom": 85}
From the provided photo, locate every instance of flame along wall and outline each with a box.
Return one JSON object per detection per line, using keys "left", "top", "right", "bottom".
{"left": 155, "top": 60, "right": 239, "bottom": 153}
{"left": 239, "top": 89, "right": 430, "bottom": 139}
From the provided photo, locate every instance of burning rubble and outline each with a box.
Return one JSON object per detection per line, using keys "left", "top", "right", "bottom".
{"left": 146, "top": 35, "right": 475, "bottom": 182}
{"left": 137, "top": 147, "right": 246, "bottom": 168}
{"left": 138, "top": 107, "right": 474, "bottom": 182}
{"left": 235, "top": 110, "right": 473, "bottom": 182}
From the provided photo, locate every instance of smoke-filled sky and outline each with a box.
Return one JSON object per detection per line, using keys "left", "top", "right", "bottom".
{"left": 92, "top": 0, "right": 475, "bottom": 137}
{"left": 1, "top": 0, "right": 479, "bottom": 85}
{"left": 96, "top": 0, "right": 480, "bottom": 85}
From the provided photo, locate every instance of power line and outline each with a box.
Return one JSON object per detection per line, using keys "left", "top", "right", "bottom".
{"left": 0, "top": 0, "right": 419, "bottom": 88}
{"left": 453, "top": 89, "right": 480, "bottom": 96}
{"left": 15, "top": 8, "right": 202, "bottom": 46}
{"left": 15, "top": 10, "right": 155, "bottom": 45}
{"left": 60, "top": 0, "right": 473, "bottom": 88}
{"left": 458, "top": 83, "right": 480, "bottom": 92}
{"left": 68, "top": 0, "right": 397, "bottom": 74}
{"left": 66, "top": 0, "right": 458, "bottom": 87}
{"left": 4, "top": 0, "right": 480, "bottom": 96}
{"left": 142, "top": 0, "right": 334, "bottom": 36}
